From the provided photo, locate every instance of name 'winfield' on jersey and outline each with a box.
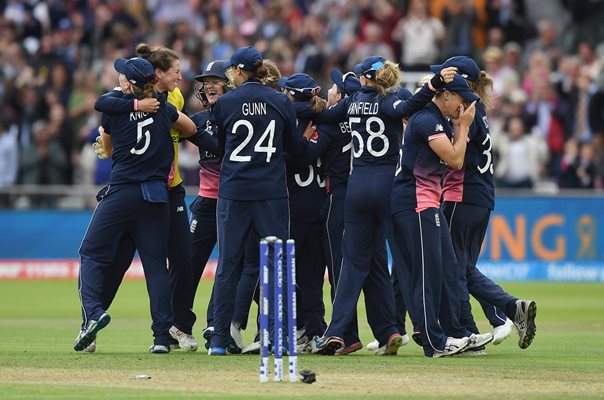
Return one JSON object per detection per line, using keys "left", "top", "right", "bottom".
{"left": 347, "top": 101, "right": 379, "bottom": 115}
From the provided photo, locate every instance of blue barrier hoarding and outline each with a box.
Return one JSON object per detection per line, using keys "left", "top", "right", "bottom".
{"left": 0, "top": 196, "right": 602, "bottom": 281}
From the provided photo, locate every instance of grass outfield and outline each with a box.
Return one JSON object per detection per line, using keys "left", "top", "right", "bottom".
{"left": 0, "top": 280, "right": 602, "bottom": 399}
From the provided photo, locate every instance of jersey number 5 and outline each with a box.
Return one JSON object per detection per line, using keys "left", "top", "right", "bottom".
{"left": 130, "top": 118, "right": 153, "bottom": 155}
{"left": 229, "top": 119, "right": 276, "bottom": 162}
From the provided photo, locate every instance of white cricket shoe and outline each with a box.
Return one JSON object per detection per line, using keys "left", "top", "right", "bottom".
{"left": 366, "top": 334, "right": 409, "bottom": 351}
{"left": 76, "top": 330, "right": 96, "bottom": 352}
{"left": 432, "top": 337, "right": 470, "bottom": 358}
{"left": 366, "top": 340, "right": 379, "bottom": 352}
{"left": 169, "top": 326, "right": 198, "bottom": 352}
{"left": 514, "top": 300, "right": 537, "bottom": 349}
{"left": 466, "top": 332, "right": 493, "bottom": 350}
{"left": 241, "top": 341, "right": 261, "bottom": 354}
{"left": 492, "top": 318, "right": 514, "bottom": 345}
{"left": 230, "top": 321, "right": 244, "bottom": 350}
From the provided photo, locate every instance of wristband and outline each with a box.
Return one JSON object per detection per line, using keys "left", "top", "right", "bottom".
{"left": 134, "top": 99, "right": 138, "bottom": 111}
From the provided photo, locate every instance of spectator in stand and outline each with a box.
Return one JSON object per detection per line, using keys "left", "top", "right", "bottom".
{"left": 391, "top": 0, "right": 445, "bottom": 70}
{"left": 0, "top": 118, "right": 18, "bottom": 208}
{"left": 485, "top": 0, "right": 530, "bottom": 45}
{"left": 18, "top": 119, "right": 68, "bottom": 207}
{"left": 349, "top": 22, "right": 395, "bottom": 70}
{"left": 522, "top": 76, "right": 571, "bottom": 177}
{"left": 495, "top": 116, "right": 548, "bottom": 188}
{"left": 521, "top": 19, "right": 564, "bottom": 70}
{"left": 482, "top": 46, "right": 519, "bottom": 96}
{"left": 438, "top": 0, "right": 487, "bottom": 59}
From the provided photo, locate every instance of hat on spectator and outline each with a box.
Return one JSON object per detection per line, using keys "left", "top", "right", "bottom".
{"left": 357, "top": 56, "right": 386, "bottom": 81}
{"left": 224, "top": 47, "right": 263, "bottom": 71}
{"left": 330, "top": 68, "right": 361, "bottom": 96}
{"left": 277, "top": 73, "right": 321, "bottom": 100}
{"left": 397, "top": 86, "right": 413, "bottom": 100}
{"left": 430, "top": 56, "right": 480, "bottom": 82}
{"left": 195, "top": 60, "right": 228, "bottom": 82}
{"left": 114, "top": 57, "right": 156, "bottom": 89}
{"left": 441, "top": 75, "right": 480, "bottom": 102}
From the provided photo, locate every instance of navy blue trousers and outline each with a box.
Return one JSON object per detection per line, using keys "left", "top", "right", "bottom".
{"left": 443, "top": 202, "right": 516, "bottom": 329}
{"left": 391, "top": 208, "right": 469, "bottom": 356}
{"left": 78, "top": 183, "right": 173, "bottom": 345}
{"left": 291, "top": 219, "right": 327, "bottom": 338}
{"left": 166, "top": 184, "right": 196, "bottom": 334}
{"left": 94, "top": 184, "right": 196, "bottom": 337}
{"left": 190, "top": 196, "right": 259, "bottom": 330}
{"left": 324, "top": 187, "right": 360, "bottom": 345}
{"left": 212, "top": 197, "right": 289, "bottom": 348}
{"left": 325, "top": 168, "right": 398, "bottom": 346}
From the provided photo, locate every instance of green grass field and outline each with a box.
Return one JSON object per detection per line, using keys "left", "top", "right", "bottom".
{"left": 0, "top": 280, "right": 603, "bottom": 399}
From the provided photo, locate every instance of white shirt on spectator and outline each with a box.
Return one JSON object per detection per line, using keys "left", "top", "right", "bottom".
{"left": 0, "top": 124, "right": 18, "bottom": 188}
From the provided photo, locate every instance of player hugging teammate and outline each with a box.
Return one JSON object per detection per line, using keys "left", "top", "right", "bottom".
{"left": 75, "top": 45, "right": 537, "bottom": 358}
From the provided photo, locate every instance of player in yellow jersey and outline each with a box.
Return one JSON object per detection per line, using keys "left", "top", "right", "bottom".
{"left": 134, "top": 43, "right": 198, "bottom": 353}
{"left": 93, "top": 44, "right": 199, "bottom": 354}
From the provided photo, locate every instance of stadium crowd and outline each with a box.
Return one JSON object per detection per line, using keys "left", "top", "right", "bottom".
{"left": 1, "top": 0, "right": 604, "bottom": 209}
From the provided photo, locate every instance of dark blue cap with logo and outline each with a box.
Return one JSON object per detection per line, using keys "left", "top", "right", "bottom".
{"left": 114, "top": 57, "right": 156, "bottom": 89}
{"left": 441, "top": 74, "right": 480, "bottom": 102}
{"left": 430, "top": 56, "right": 480, "bottom": 82}
{"left": 195, "top": 60, "right": 228, "bottom": 82}
{"left": 357, "top": 56, "right": 386, "bottom": 80}
{"left": 224, "top": 46, "right": 263, "bottom": 71}
{"left": 277, "top": 73, "right": 321, "bottom": 100}
{"left": 330, "top": 68, "right": 361, "bottom": 96}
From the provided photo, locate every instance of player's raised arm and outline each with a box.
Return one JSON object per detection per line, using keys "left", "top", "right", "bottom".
{"left": 383, "top": 66, "right": 457, "bottom": 119}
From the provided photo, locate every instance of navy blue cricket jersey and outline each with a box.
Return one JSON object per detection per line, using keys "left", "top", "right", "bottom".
{"left": 314, "top": 117, "right": 352, "bottom": 192}
{"left": 291, "top": 103, "right": 352, "bottom": 193}
{"left": 442, "top": 102, "right": 495, "bottom": 209}
{"left": 286, "top": 102, "right": 325, "bottom": 222}
{"left": 316, "top": 84, "right": 436, "bottom": 169}
{"left": 212, "top": 80, "right": 306, "bottom": 201}
{"left": 100, "top": 94, "right": 178, "bottom": 184}
{"left": 391, "top": 102, "right": 453, "bottom": 213}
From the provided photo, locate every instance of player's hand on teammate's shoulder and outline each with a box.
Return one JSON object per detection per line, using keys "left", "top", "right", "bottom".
{"left": 138, "top": 98, "right": 160, "bottom": 113}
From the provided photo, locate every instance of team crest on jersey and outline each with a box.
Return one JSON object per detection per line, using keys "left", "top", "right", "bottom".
{"left": 435, "top": 123, "right": 444, "bottom": 132}
{"left": 205, "top": 120, "right": 213, "bottom": 135}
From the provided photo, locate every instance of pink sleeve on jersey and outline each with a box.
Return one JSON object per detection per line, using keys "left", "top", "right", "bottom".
{"left": 428, "top": 133, "right": 448, "bottom": 141}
